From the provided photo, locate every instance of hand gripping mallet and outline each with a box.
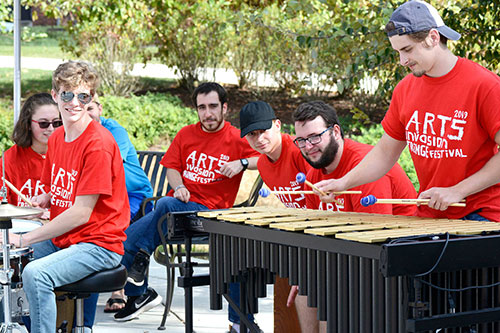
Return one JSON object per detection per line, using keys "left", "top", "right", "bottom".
{"left": 360, "top": 195, "right": 466, "bottom": 207}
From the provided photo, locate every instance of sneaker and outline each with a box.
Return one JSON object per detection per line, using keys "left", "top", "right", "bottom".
{"left": 127, "top": 249, "right": 150, "bottom": 286}
{"left": 228, "top": 323, "right": 239, "bottom": 333}
{"left": 113, "top": 288, "right": 162, "bottom": 322}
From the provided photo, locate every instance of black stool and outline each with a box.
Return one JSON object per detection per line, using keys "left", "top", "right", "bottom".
{"left": 55, "top": 265, "right": 127, "bottom": 333}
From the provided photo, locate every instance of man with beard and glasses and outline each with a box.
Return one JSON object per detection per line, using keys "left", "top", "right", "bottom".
{"left": 313, "top": 1, "right": 500, "bottom": 221}
{"left": 284, "top": 100, "right": 417, "bottom": 331}
{"left": 113, "top": 82, "right": 259, "bottom": 323}
{"left": 293, "top": 100, "right": 417, "bottom": 215}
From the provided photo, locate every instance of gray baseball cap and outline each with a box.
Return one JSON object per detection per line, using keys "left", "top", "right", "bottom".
{"left": 387, "top": 0, "right": 460, "bottom": 41}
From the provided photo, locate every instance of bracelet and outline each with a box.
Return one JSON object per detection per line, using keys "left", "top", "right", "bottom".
{"left": 174, "top": 184, "right": 186, "bottom": 192}
{"left": 19, "top": 234, "right": 23, "bottom": 248}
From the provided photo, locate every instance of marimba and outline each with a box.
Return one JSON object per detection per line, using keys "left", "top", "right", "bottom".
{"left": 167, "top": 207, "right": 500, "bottom": 333}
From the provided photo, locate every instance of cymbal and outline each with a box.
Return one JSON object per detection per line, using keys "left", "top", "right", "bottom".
{"left": 0, "top": 203, "right": 43, "bottom": 221}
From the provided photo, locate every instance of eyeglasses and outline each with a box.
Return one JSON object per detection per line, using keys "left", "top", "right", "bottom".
{"left": 60, "top": 91, "right": 92, "bottom": 105}
{"left": 293, "top": 126, "right": 333, "bottom": 148}
{"left": 32, "top": 119, "right": 63, "bottom": 129}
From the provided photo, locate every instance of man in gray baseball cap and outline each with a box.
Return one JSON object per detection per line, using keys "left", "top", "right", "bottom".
{"left": 312, "top": 0, "right": 500, "bottom": 223}
{"left": 386, "top": 0, "right": 460, "bottom": 41}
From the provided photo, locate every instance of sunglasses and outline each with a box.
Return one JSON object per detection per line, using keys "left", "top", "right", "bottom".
{"left": 32, "top": 119, "right": 63, "bottom": 129}
{"left": 60, "top": 91, "right": 92, "bottom": 105}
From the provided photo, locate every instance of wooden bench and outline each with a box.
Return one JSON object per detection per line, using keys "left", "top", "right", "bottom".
{"left": 135, "top": 150, "right": 263, "bottom": 329}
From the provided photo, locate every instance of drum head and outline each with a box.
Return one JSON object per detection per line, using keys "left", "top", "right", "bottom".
{"left": 11, "top": 219, "right": 42, "bottom": 234}
{"left": 0, "top": 246, "right": 32, "bottom": 261}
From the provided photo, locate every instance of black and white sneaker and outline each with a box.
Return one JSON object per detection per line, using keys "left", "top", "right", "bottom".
{"left": 127, "top": 249, "right": 150, "bottom": 286}
{"left": 113, "top": 287, "right": 162, "bottom": 322}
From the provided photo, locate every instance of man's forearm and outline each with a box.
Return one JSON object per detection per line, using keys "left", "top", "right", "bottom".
{"left": 451, "top": 151, "right": 500, "bottom": 199}
{"left": 22, "top": 194, "right": 98, "bottom": 246}
{"left": 166, "top": 168, "right": 184, "bottom": 189}
{"left": 247, "top": 156, "right": 259, "bottom": 170}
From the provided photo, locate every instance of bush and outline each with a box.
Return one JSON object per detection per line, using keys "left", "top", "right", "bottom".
{"left": 350, "top": 125, "right": 419, "bottom": 191}
{"left": 99, "top": 93, "right": 198, "bottom": 150}
{"left": 0, "top": 93, "right": 196, "bottom": 153}
{"left": 30, "top": 0, "right": 154, "bottom": 96}
{"left": 150, "top": 0, "right": 232, "bottom": 92}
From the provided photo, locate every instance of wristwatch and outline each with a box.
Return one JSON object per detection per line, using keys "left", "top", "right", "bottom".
{"left": 240, "top": 158, "right": 249, "bottom": 171}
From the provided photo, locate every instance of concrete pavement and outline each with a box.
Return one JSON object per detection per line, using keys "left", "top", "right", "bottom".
{"left": 92, "top": 257, "right": 274, "bottom": 333}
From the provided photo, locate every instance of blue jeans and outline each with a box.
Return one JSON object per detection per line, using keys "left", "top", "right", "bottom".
{"left": 23, "top": 241, "right": 122, "bottom": 333}
{"left": 228, "top": 282, "right": 254, "bottom": 324}
{"left": 122, "top": 196, "right": 208, "bottom": 296}
{"left": 462, "top": 211, "right": 489, "bottom": 221}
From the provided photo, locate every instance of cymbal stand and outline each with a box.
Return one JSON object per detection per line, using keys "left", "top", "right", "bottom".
{"left": 0, "top": 154, "right": 25, "bottom": 332}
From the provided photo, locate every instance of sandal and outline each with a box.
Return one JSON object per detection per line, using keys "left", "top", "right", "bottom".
{"left": 104, "top": 297, "right": 126, "bottom": 313}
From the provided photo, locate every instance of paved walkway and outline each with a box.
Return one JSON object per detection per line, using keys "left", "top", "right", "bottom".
{"left": 92, "top": 257, "right": 274, "bottom": 333}
{"left": 0, "top": 55, "right": 278, "bottom": 87}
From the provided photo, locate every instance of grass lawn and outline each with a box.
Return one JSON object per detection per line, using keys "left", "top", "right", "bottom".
{"left": 0, "top": 67, "right": 53, "bottom": 100}
{"left": 0, "top": 26, "right": 70, "bottom": 59}
{"left": 1, "top": 26, "right": 161, "bottom": 63}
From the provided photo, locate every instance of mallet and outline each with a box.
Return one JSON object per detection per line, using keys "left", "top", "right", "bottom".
{"left": 360, "top": 195, "right": 466, "bottom": 207}
{"left": 259, "top": 188, "right": 314, "bottom": 197}
{"left": 259, "top": 188, "right": 362, "bottom": 198}
{"left": 3, "top": 177, "right": 33, "bottom": 207}
{"left": 295, "top": 172, "right": 328, "bottom": 196}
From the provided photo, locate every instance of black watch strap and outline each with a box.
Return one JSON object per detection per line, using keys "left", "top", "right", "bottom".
{"left": 240, "top": 158, "right": 249, "bottom": 171}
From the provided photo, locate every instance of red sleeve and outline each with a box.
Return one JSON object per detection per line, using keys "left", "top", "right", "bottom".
{"left": 478, "top": 82, "right": 500, "bottom": 140}
{"left": 161, "top": 133, "right": 182, "bottom": 172}
{"left": 381, "top": 82, "right": 407, "bottom": 141}
{"left": 239, "top": 140, "right": 260, "bottom": 159}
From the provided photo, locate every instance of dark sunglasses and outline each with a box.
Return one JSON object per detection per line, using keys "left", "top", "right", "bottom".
{"left": 60, "top": 91, "right": 92, "bottom": 104}
{"left": 32, "top": 119, "right": 63, "bottom": 129}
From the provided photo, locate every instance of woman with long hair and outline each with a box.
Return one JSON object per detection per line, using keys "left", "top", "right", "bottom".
{"left": 1, "top": 92, "right": 61, "bottom": 207}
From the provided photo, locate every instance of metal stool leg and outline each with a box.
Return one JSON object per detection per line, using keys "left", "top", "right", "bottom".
{"left": 74, "top": 298, "right": 85, "bottom": 333}
{"left": 158, "top": 249, "right": 176, "bottom": 330}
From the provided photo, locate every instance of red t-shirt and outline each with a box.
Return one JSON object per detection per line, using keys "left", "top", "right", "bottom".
{"left": 306, "top": 139, "right": 417, "bottom": 216}
{"left": 382, "top": 57, "right": 500, "bottom": 220}
{"left": 257, "top": 133, "right": 311, "bottom": 209}
{"left": 41, "top": 122, "right": 129, "bottom": 254}
{"left": 161, "top": 121, "right": 259, "bottom": 209}
{"left": 0, "top": 145, "right": 48, "bottom": 206}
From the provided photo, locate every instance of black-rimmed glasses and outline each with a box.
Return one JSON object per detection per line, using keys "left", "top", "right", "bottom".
{"left": 293, "top": 126, "right": 333, "bottom": 148}
{"left": 60, "top": 91, "right": 92, "bottom": 105}
{"left": 32, "top": 119, "right": 63, "bottom": 129}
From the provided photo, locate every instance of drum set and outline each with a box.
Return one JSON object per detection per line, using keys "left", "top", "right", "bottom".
{"left": 0, "top": 193, "right": 42, "bottom": 332}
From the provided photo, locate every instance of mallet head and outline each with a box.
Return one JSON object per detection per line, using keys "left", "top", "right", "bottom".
{"left": 296, "top": 172, "right": 306, "bottom": 184}
{"left": 259, "top": 188, "right": 270, "bottom": 198}
{"left": 360, "top": 195, "right": 377, "bottom": 207}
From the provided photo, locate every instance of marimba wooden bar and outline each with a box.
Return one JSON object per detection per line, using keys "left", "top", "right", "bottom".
{"left": 168, "top": 207, "right": 500, "bottom": 333}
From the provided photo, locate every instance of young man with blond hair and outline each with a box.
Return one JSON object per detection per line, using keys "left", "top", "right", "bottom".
{"left": 10, "top": 61, "right": 129, "bottom": 333}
